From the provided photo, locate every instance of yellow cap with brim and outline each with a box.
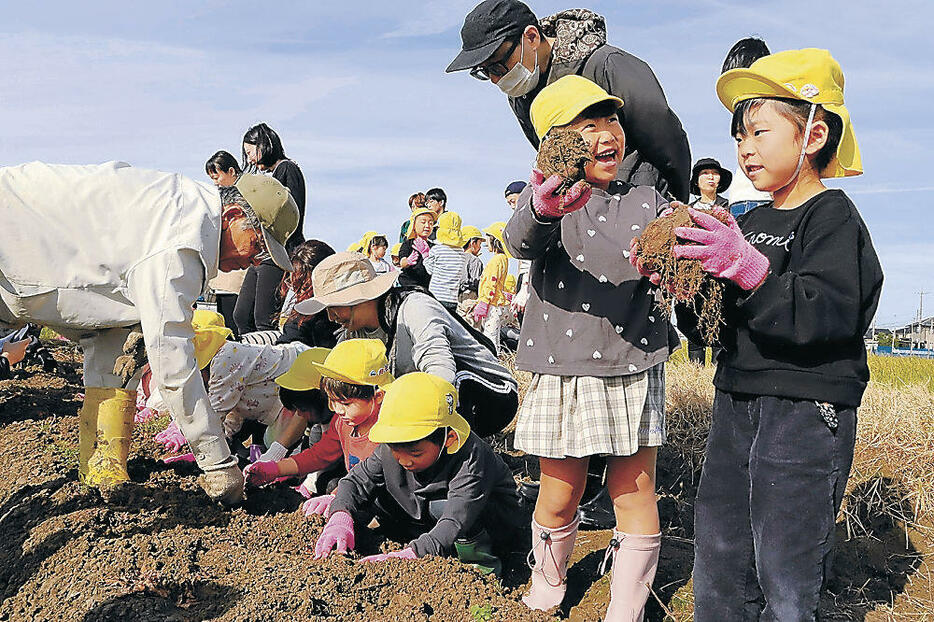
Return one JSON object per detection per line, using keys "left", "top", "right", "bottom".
{"left": 716, "top": 48, "right": 861, "bottom": 178}
{"left": 368, "top": 372, "right": 470, "bottom": 454}
{"left": 530, "top": 75, "right": 623, "bottom": 141}
{"left": 347, "top": 241, "right": 363, "bottom": 252}
{"left": 359, "top": 231, "right": 381, "bottom": 254}
{"left": 435, "top": 211, "right": 464, "bottom": 247}
{"left": 407, "top": 207, "right": 438, "bottom": 239}
{"left": 460, "top": 225, "right": 484, "bottom": 243}
{"left": 294, "top": 252, "right": 400, "bottom": 316}
{"left": 191, "top": 309, "right": 233, "bottom": 370}
{"left": 275, "top": 347, "right": 332, "bottom": 390}
{"left": 483, "top": 221, "right": 512, "bottom": 259}
{"left": 390, "top": 243, "right": 402, "bottom": 257}
{"left": 233, "top": 173, "right": 300, "bottom": 271}
{"left": 311, "top": 338, "right": 394, "bottom": 387}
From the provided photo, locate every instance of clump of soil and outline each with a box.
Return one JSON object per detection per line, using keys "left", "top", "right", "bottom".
{"left": 635, "top": 206, "right": 733, "bottom": 344}
{"left": 536, "top": 128, "right": 592, "bottom": 194}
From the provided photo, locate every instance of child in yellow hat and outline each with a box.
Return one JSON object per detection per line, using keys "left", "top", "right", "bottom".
{"left": 503, "top": 74, "right": 676, "bottom": 617}
{"left": 389, "top": 242, "right": 403, "bottom": 268}
{"left": 424, "top": 211, "right": 468, "bottom": 314}
{"left": 637, "top": 49, "right": 882, "bottom": 619}
{"left": 312, "top": 372, "right": 521, "bottom": 575}
{"left": 472, "top": 222, "right": 510, "bottom": 353}
{"left": 398, "top": 207, "right": 436, "bottom": 289}
{"left": 458, "top": 224, "right": 485, "bottom": 300}
{"left": 243, "top": 339, "right": 392, "bottom": 508}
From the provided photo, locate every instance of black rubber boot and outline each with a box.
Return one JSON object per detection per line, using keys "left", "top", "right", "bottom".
{"left": 578, "top": 487, "right": 615, "bottom": 530}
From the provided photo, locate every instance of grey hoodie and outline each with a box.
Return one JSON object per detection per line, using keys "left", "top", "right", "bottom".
{"left": 508, "top": 9, "right": 692, "bottom": 202}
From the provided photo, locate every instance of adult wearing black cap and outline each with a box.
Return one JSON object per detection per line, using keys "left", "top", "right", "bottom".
{"left": 447, "top": 1, "right": 692, "bottom": 202}
{"left": 689, "top": 158, "right": 732, "bottom": 210}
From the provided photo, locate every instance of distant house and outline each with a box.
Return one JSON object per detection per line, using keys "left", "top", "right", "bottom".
{"left": 893, "top": 317, "right": 934, "bottom": 350}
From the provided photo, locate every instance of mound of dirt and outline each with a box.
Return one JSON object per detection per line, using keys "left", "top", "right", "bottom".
{"left": 536, "top": 129, "right": 592, "bottom": 195}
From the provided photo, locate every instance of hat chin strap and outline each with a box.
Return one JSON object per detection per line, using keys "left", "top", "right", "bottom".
{"left": 781, "top": 103, "right": 817, "bottom": 189}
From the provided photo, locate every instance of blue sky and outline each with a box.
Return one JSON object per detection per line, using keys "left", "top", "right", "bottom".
{"left": 1, "top": 1, "right": 931, "bottom": 328}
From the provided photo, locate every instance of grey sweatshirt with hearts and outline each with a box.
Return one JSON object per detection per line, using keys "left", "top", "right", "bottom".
{"left": 503, "top": 181, "right": 678, "bottom": 377}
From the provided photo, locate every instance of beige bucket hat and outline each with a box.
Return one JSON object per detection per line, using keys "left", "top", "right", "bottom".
{"left": 234, "top": 173, "right": 300, "bottom": 271}
{"left": 294, "top": 252, "right": 399, "bottom": 316}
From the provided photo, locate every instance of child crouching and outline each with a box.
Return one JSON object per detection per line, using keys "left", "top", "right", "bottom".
{"left": 312, "top": 372, "right": 521, "bottom": 575}
{"left": 243, "top": 339, "right": 392, "bottom": 512}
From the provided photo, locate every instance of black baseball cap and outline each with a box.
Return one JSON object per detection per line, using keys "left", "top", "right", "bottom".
{"left": 446, "top": 0, "right": 537, "bottom": 73}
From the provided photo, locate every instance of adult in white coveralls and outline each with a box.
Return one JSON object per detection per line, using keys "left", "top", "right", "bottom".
{"left": 0, "top": 161, "right": 299, "bottom": 505}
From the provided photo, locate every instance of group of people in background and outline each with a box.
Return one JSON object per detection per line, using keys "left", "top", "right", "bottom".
{"left": 0, "top": 1, "right": 884, "bottom": 621}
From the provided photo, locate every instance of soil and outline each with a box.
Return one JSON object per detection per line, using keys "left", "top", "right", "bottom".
{"left": 635, "top": 206, "right": 731, "bottom": 345}
{"left": 0, "top": 343, "right": 931, "bottom": 620}
{"left": 536, "top": 129, "right": 592, "bottom": 195}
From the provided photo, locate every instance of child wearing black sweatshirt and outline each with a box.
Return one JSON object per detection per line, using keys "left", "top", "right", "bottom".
{"left": 635, "top": 49, "right": 883, "bottom": 619}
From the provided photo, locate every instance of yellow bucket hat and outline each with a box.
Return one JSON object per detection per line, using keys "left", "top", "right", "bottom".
{"left": 406, "top": 207, "right": 438, "bottom": 239}
{"left": 390, "top": 242, "right": 402, "bottom": 257}
{"left": 368, "top": 372, "right": 470, "bottom": 454}
{"left": 435, "top": 211, "right": 464, "bottom": 247}
{"left": 359, "top": 231, "right": 381, "bottom": 254}
{"left": 530, "top": 75, "right": 623, "bottom": 140}
{"left": 716, "top": 48, "right": 861, "bottom": 178}
{"left": 275, "top": 347, "right": 332, "bottom": 391}
{"left": 311, "top": 338, "right": 394, "bottom": 387}
{"left": 191, "top": 309, "right": 233, "bottom": 370}
{"left": 461, "top": 225, "right": 484, "bottom": 243}
{"left": 483, "top": 221, "right": 512, "bottom": 258}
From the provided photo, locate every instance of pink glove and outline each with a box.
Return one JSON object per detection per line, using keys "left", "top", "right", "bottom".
{"left": 243, "top": 460, "right": 280, "bottom": 487}
{"left": 163, "top": 452, "right": 196, "bottom": 464}
{"left": 294, "top": 480, "right": 315, "bottom": 499}
{"left": 302, "top": 494, "right": 335, "bottom": 517}
{"left": 673, "top": 207, "right": 769, "bottom": 290}
{"left": 413, "top": 237, "right": 430, "bottom": 259}
{"left": 472, "top": 301, "right": 490, "bottom": 323}
{"left": 313, "top": 511, "right": 355, "bottom": 559}
{"left": 405, "top": 249, "right": 420, "bottom": 266}
{"left": 530, "top": 169, "right": 592, "bottom": 219}
{"left": 154, "top": 421, "right": 187, "bottom": 453}
{"left": 134, "top": 407, "right": 157, "bottom": 424}
{"left": 359, "top": 547, "right": 418, "bottom": 563}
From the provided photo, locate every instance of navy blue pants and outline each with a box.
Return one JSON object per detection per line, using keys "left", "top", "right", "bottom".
{"left": 693, "top": 391, "right": 856, "bottom": 621}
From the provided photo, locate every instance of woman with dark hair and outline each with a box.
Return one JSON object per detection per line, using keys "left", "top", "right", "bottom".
{"left": 235, "top": 123, "right": 307, "bottom": 334}
{"left": 205, "top": 150, "right": 245, "bottom": 329}
{"left": 276, "top": 240, "right": 340, "bottom": 348}
{"left": 689, "top": 158, "right": 732, "bottom": 211}
{"left": 205, "top": 150, "right": 241, "bottom": 187}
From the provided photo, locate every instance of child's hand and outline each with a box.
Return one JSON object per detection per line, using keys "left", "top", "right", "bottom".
{"left": 0, "top": 338, "right": 29, "bottom": 366}
{"left": 629, "top": 238, "right": 662, "bottom": 286}
{"left": 413, "top": 237, "right": 430, "bottom": 258}
{"left": 154, "top": 420, "right": 187, "bottom": 453}
{"left": 302, "top": 494, "right": 335, "bottom": 517}
{"left": 313, "top": 511, "right": 355, "bottom": 559}
{"left": 673, "top": 207, "right": 769, "bottom": 291}
{"left": 472, "top": 301, "right": 490, "bottom": 323}
{"left": 359, "top": 548, "right": 417, "bottom": 563}
{"left": 243, "top": 460, "right": 280, "bottom": 487}
{"left": 530, "top": 169, "right": 592, "bottom": 219}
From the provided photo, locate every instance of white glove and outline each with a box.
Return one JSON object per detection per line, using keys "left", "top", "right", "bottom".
{"left": 511, "top": 285, "right": 530, "bottom": 314}
{"left": 259, "top": 441, "right": 289, "bottom": 463}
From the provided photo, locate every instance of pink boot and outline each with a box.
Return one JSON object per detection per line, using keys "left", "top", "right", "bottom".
{"left": 522, "top": 514, "right": 580, "bottom": 611}
{"left": 601, "top": 530, "right": 661, "bottom": 621}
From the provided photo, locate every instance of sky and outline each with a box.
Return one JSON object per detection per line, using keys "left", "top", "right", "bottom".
{"left": 1, "top": 0, "right": 931, "bottom": 328}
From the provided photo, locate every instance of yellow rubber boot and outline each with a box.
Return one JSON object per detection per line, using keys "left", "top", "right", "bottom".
{"left": 78, "top": 387, "right": 108, "bottom": 484}
{"left": 86, "top": 388, "right": 136, "bottom": 488}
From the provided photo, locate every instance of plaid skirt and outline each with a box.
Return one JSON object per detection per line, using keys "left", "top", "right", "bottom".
{"left": 514, "top": 363, "right": 666, "bottom": 459}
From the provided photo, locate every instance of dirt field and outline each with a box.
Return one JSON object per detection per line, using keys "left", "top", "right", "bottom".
{"left": 0, "top": 342, "right": 931, "bottom": 621}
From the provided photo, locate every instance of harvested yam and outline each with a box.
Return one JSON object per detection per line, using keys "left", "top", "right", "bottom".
{"left": 635, "top": 205, "right": 733, "bottom": 344}
{"left": 536, "top": 128, "right": 593, "bottom": 194}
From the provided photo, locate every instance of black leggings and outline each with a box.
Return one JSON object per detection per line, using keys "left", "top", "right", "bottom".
{"left": 233, "top": 262, "right": 284, "bottom": 334}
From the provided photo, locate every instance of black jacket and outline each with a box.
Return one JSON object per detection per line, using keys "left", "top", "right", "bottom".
{"left": 676, "top": 190, "right": 883, "bottom": 406}
{"left": 271, "top": 159, "right": 306, "bottom": 252}
{"left": 508, "top": 9, "right": 691, "bottom": 201}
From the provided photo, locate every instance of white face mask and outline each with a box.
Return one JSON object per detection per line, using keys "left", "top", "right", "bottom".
{"left": 496, "top": 39, "right": 540, "bottom": 97}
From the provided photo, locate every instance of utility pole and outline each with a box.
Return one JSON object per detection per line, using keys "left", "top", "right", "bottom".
{"left": 917, "top": 290, "right": 930, "bottom": 350}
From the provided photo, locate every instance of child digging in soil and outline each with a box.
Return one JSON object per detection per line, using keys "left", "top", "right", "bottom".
{"left": 242, "top": 340, "right": 392, "bottom": 513}
{"left": 311, "top": 372, "right": 521, "bottom": 576}
{"left": 634, "top": 49, "right": 883, "bottom": 620}
{"left": 503, "top": 75, "right": 675, "bottom": 620}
